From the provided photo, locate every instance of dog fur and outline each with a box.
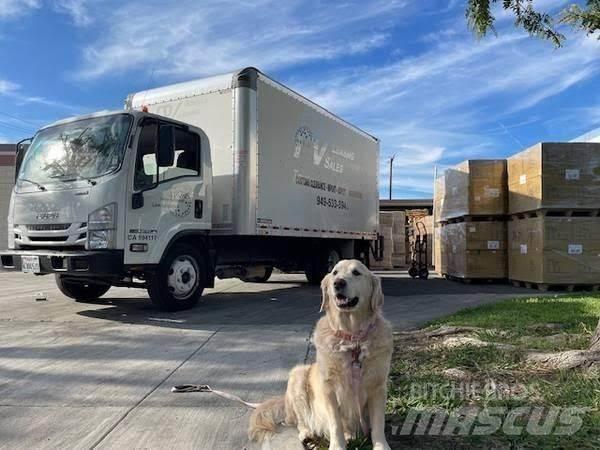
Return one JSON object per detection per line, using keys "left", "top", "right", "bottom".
{"left": 248, "top": 259, "right": 393, "bottom": 450}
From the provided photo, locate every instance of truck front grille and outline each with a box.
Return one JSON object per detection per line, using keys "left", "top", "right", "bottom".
{"left": 14, "top": 222, "right": 88, "bottom": 248}
{"left": 26, "top": 223, "right": 71, "bottom": 231}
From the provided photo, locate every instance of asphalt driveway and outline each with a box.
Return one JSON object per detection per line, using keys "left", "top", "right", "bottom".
{"left": 0, "top": 271, "right": 534, "bottom": 449}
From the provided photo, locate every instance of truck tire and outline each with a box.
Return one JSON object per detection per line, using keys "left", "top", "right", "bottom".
{"left": 148, "top": 243, "right": 206, "bottom": 311}
{"left": 55, "top": 275, "right": 111, "bottom": 301}
{"left": 241, "top": 266, "right": 273, "bottom": 283}
{"left": 305, "top": 248, "right": 340, "bottom": 285}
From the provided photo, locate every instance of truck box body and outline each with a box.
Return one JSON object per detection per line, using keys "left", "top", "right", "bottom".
{"left": 126, "top": 69, "right": 379, "bottom": 240}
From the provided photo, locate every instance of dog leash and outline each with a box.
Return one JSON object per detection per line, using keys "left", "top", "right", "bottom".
{"left": 329, "top": 318, "right": 378, "bottom": 437}
{"left": 171, "top": 384, "right": 260, "bottom": 409}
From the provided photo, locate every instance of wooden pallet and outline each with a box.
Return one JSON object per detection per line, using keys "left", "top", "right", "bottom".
{"left": 441, "top": 215, "right": 506, "bottom": 225}
{"left": 510, "top": 279, "right": 600, "bottom": 292}
{"left": 443, "top": 274, "right": 507, "bottom": 285}
{"left": 511, "top": 209, "right": 600, "bottom": 219}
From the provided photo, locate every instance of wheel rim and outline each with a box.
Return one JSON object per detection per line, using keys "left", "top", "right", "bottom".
{"left": 167, "top": 255, "right": 199, "bottom": 300}
{"left": 327, "top": 250, "right": 340, "bottom": 273}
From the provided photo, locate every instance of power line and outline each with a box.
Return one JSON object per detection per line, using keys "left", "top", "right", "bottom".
{"left": 0, "top": 120, "right": 35, "bottom": 135}
{"left": 0, "top": 111, "right": 39, "bottom": 127}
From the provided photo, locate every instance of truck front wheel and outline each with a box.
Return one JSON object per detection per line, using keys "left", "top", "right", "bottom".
{"left": 148, "top": 243, "right": 206, "bottom": 311}
{"left": 55, "top": 275, "right": 111, "bottom": 301}
{"left": 305, "top": 248, "right": 340, "bottom": 285}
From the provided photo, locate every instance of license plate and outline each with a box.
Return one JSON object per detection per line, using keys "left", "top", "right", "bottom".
{"left": 21, "top": 256, "right": 41, "bottom": 273}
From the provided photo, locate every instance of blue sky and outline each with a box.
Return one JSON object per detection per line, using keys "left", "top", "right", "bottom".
{"left": 0, "top": 0, "right": 598, "bottom": 198}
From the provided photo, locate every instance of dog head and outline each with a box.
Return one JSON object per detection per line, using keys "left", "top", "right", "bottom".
{"left": 320, "top": 259, "right": 383, "bottom": 315}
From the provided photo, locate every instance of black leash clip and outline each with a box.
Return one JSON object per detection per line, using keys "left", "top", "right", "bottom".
{"left": 171, "top": 384, "right": 212, "bottom": 393}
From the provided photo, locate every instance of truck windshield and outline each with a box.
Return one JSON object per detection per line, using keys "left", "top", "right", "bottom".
{"left": 18, "top": 114, "right": 132, "bottom": 185}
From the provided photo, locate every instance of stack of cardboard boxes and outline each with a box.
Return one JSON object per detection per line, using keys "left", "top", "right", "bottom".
{"left": 508, "top": 143, "right": 600, "bottom": 286}
{"left": 435, "top": 160, "right": 508, "bottom": 280}
{"left": 391, "top": 211, "right": 407, "bottom": 268}
{"left": 434, "top": 142, "right": 600, "bottom": 287}
{"left": 372, "top": 211, "right": 407, "bottom": 270}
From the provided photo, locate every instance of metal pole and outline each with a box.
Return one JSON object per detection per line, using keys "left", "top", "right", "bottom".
{"left": 389, "top": 155, "right": 395, "bottom": 200}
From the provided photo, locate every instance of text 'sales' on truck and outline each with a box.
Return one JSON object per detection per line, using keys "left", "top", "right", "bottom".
{"left": 1, "top": 68, "right": 380, "bottom": 311}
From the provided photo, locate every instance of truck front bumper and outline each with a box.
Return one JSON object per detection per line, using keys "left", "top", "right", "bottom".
{"left": 0, "top": 249, "right": 124, "bottom": 276}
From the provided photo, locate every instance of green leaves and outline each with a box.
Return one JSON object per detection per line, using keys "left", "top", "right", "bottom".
{"left": 465, "top": 0, "right": 600, "bottom": 47}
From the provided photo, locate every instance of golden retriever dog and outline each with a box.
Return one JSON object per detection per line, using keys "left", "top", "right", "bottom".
{"left": 248, "top": 259, "right": 393, "bottom": 450}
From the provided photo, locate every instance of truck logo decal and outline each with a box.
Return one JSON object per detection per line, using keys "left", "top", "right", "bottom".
{"left": 170, "top": 192, "right": 193, "bottom": 217}
{"left": 293, "top": 126, "right": 354, "bottom": 174}
{"left": 35, "top": 212, "right": 59, "bottom": 221}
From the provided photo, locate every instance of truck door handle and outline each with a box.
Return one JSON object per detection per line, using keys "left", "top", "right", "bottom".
{"left": 195, "top": 200, "right": 203, "bottom": 218}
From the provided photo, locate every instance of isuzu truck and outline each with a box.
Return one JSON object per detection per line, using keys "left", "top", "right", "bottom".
{"left": 1, "top": 68, "right": 380, "bottom": 311}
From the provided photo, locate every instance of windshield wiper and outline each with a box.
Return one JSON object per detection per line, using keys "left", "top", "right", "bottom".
{"left": 19, "top": 178, "right": 46, "bottom": 191}
{"left": 52, "top": 175, "right": 97, "bottom": 186}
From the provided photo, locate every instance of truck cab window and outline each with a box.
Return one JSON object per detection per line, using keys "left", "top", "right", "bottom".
{"left": 134, "top": 120, "right": 158, "bottom": 190}
{"left": 158, "top": 128, "right": 200, "bottom": 182}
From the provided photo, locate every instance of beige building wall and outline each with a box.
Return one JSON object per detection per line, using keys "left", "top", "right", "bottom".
{"left": 0, "top": 164, "right": 15, "bottom": 249}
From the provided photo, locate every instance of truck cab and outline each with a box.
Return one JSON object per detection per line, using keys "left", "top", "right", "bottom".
{"left": 1, "top": 109, "right": 214, "bottom": 311}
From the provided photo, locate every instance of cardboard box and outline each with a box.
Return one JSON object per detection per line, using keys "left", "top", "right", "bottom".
{"left": 441, "top": 221, "right": 507, "bottom": 278}
{"left": 434, "top": 174, "right": 445, "bottom": 224}
{"left": 508, "top": 216, "right": 600, "bottom": 284}
{"left": 441, "top": 160, "right": 507, "bottom": 221}
{"left": 508, "top": 142, "right": 600, "bottom": 214}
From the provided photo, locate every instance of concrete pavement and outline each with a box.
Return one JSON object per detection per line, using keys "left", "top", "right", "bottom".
{"left": 0, "top": 271, "right": 534, "bottom": 449}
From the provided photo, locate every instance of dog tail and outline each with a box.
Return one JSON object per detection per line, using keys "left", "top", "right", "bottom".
{"left": 247, "top": 395, "right": 286, "bottom": 442}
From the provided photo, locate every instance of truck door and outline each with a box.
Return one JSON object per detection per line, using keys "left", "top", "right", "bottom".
{"left": 125, "top": 118, "right": 209, "bottom": 265}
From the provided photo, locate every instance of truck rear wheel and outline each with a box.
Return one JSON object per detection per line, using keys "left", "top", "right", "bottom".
{"left": 148, "top": 243, "right": 206, "bottom": 311}
{"left": 305, "top": 248, "right": 340, "bottom": 285}
{"left": 55, "top": 275, "right": 111, "bottom": 301}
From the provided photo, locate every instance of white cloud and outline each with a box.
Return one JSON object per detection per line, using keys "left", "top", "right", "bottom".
{"left": 0, "top": 75, "right": 81, "bottom": 111}
{"left": 76, "top": 0, "right": 405, "bottom": 79}
{"left": 51, "top": 0, "right": 600, "bottom": 197}
{"left": 0, "top": 79, "right": 19, "bottom": 94}
{"left": 0, "top": 0, "right": 40, "bottom": 18}
{"left": 53, "top": 0, "right": 91, "bottom": 26}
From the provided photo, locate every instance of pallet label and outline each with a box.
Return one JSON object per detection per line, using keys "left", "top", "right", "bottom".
{"left": 519, "top": 174, "right": 527, "bottom": 185}
{"left": 568, "top": 244, "right": 583, "bottom": 255}
{"left": 520, "top": 244, "right": 528, "bottom": 254}
{"left": 487, "top": 240, "right": 500, "bottom": 250}
{"left": 484, "top": 187, "right": 500, "bottom": 198}
{"left": 565, "top": 169, "right": 580, "bottom": 180}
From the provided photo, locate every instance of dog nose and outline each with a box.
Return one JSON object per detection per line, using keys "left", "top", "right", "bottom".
{"left": 333, "top": 278, "right": 346, "bottom": 290}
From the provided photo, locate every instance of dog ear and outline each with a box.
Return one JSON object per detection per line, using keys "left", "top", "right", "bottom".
{"left": 369, "top": 272, "right": 384, "bottom": 312}
{"left": 320, "top": 273, "right": 332, "bottom": 312}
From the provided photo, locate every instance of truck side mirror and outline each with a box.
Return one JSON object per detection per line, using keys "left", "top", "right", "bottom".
{"left": 158, "top": 125, "right": 175, "bottom": 167}
{"left": 14, "top": 137, "right": 32, "bottom": 181}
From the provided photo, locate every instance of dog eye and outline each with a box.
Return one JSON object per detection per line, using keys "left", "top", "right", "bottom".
{"left": 332, "top": 270, "right": 338, "bottom": 275}
{"left": 352, "top": 270, "right": 361, "bottom": 276}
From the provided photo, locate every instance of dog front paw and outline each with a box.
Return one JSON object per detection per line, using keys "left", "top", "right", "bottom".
{"left": 372, "top": 442, "right": 391, "bottom": 450}
{"left": 328, "top": 445, "right": 345, "bottom": 450}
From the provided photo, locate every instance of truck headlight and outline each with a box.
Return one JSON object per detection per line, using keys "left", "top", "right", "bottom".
{"left": 87, "top": 203, "right": 117, "bottom": 250}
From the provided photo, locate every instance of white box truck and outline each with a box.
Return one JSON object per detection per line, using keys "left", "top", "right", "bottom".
{"left": 1, "top": 68, "right": 380, "bottom": 310}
